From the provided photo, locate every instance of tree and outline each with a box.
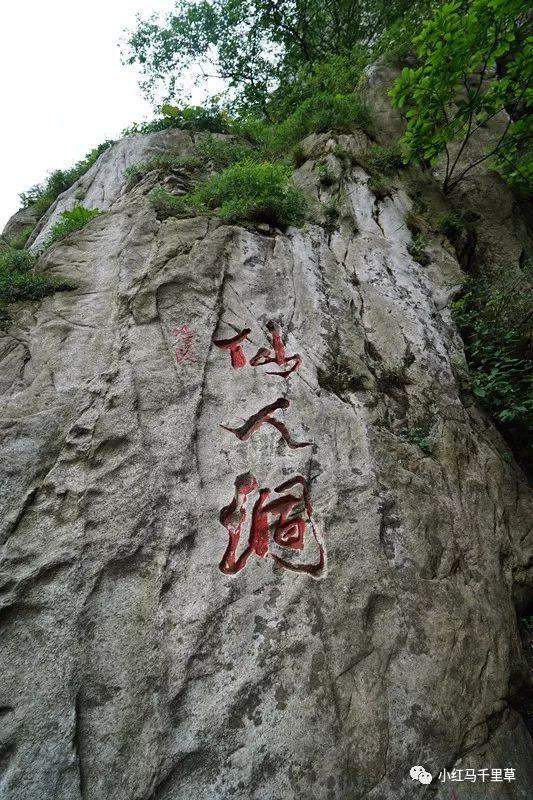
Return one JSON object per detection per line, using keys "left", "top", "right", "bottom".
{"left": 390, "top": 0, "right": 532, "bottom": 194}
{"left": 123, "top": 0, "right": 423, "bottom": 116}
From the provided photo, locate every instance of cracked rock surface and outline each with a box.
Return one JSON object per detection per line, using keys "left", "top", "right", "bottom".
{"left": 1, "top": 124, "right": 532, "bottom": 800}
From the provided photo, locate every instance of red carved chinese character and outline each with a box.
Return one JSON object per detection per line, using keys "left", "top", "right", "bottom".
{"left": 250, "top": 320, "right": 301, "bottom": 378}
{"left": 172, "top": 325, "right": 197, "bottom": 365}
{"left": 219, "top": 473, "right": 325, "bottom": 577}
{"left": 221, "top": 397, "right": 312, "bottom": 449}
{"left": 212, "top": 328, "right": 251, "bottom": 369}
{"left": 213, "top": 321, "right": 300, "bottom": 377}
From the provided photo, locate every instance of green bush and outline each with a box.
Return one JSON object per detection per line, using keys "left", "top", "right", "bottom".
{"left": 452, "top": 270, "right": 532, "bottom": 429}
{"left": 4, "top": 225, "right": 34, "bottom": 250}
{"left": 122, "top": 104, "right": 231, "bottom": 136}
{"left": 0, "top": 247, "right": 74, "bottom": 304}
{"left": 0, "top": 248, "right": 35, "bottom": 274}
{"left": 195, "top": 135, "right": 255, "bottom": 169}
{"left": 365, "top": 144, "right": 404, "bottom": 176}
{"left": 46, "top": 206, "right": 102, "bottom": 247}
{"left": 316, "top": 162, "right": 336, "bottom": 186}
{"left": 368, "top": 174, "right": 392, "bottom": 201}
{"left": 399, "top": 423, "right": 434, "bottom": 455}
{"left": 322, "top": 200, "right": 340, "bottom": 233}
{"left": 20, "top": 141, "right": 114, "bottom": 217}
{"left": 193, "top": 160, "right": 307, "bottom": 227}
{"left": 148, "top": 187, "right": 192, "bottom": 219}
{"left": 266, "top": 47, "right": 372, "bottom": 121}
{"left": 438, "top": 211, "right": 466, "bottom": 241}
{"left": 407, "top": 233, "right": 431, "bottom": 266}
{"left": 236, "top": 93, "right": 372, "bottom": 158}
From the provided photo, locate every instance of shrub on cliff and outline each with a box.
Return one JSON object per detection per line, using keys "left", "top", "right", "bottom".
{"left": 148, "top": 187, "right": 192, "bottom": 219}
{"left": 235, "top": 93, "right": 372, "bottom": 157}
{"left": 0, "top": 247, "right": 73, "bottom": 307}
{"left": 452, "top": 266, "right": 532, "bottom": 452}
{"left": 193, "top": 160, "right": 307, "bottom": 227}
{"left": 122, "top": 104, "right": 231, "bottom": 136}
{"left": 46, "top": 206, "right": 102, "bottom": 247}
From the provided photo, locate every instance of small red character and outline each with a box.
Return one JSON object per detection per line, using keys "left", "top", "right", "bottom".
{"left": 172, "top": 324, "right": 197, "bottom": 365}
{"left": 218, "top": 473, "right": 325, "bottom": 577}
{"left": 221, "top": 397, "right": 312, "bottom": 449}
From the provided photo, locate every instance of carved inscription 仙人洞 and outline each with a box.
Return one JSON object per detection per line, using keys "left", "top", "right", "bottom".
{"left": 214, "top": 317, "right": 326, "bottom": 578}
{"left": 219, "top": 473, "right": 325, "bottom": 577}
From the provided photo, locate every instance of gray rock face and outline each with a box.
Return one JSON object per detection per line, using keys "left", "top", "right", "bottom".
{"left": 1, "top": 121, "right": 532, "bottom": 800}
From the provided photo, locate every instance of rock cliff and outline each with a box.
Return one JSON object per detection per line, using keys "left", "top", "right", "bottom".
{"left": 1, "top": 85, "right": 532, "bottom": 798}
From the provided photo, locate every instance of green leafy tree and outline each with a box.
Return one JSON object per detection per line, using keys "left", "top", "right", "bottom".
{"left": 390, "top": 0, "right": 532, "bottom": 194}
{"left": 124, "top": 0, "right": 425, "bottom": 115}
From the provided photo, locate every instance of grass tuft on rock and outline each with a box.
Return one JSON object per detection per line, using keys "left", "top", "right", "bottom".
{"left": 407, "top": 233, "right": 431, "bottom": 266}
{"left": 0, "top": 247, "right": 74, "bottom": 317}
{"left": 45, "top": 206, "right": 102, "bottom": 247}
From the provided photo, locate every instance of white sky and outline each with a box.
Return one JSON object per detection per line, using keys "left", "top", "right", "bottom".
{"left": 0, "top": 0, "right": 220, "bottom": 230}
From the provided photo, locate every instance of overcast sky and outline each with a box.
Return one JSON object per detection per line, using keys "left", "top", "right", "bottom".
{"left": 0, "top": 0, "right": 216, "bottom": 230}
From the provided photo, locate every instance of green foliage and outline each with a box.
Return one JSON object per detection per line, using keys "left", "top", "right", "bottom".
{"left": 193, "top": 160, "right": 307, "bottom": 227}
{"left": 316, "top": 162, "right": 336, "bottom": 186}
{"left": 373, "top": 1, "right": 436, "bottom": 66}
{"left": 20, "top": 141, "right": 114, "bottom": 217}
{"left": 122, "top": 104, "right": 231, "bottom": 136}
{"left": 322, "top": 199, "right": 340, "bottom": 233}
{"left": 124, "top": 0, "right": 422, "bottom": 114}
{"left": 399, "top": 422, "right": 434, "bottom": 455}
{"left": 195, "top": 135, "right": 255, "bottom": 169}
{"left": 265, "top": 48, "right": 372, "bottom": 122}
{"left": 291, "top": 144, "right": 307, "bottom": 167}
{"left": 390, "top": 0, "right": 532, "bottom": 194}
{"left": 452, "top": 268, "right": 532, "bottom": 430}
{"left": 495, "top": 115, "right": 533, "bottom": 195}
{"left": 149, "top": 160, "right": 306, "bottom": 228}
{"left": 148, "top": 187, "right": 192, "bottom": 219}
{"left": 258, "top": 93, "right": 372, "bottom": 156}
{"left": 0, "top": 248, "right": 35, "bottom": 273}
{"left": 332, "top": 144, "right": 352, "bottom": 162}
{"left": 365, "top": 144, "right": 405, "bottom": 176}
{"left": 126, "top": 137, "right": 255, "bottom": 188}
{"left": 3, "top": 225, "right": 34, "bottom": 250}
{"left": 438, "top": 211, "right": 466, "bottom": 240}
{"left": 46, "top": 206, "right": 102, "bottom": 247}
{"left": 407, "top": 234, "right": 431, "bottom": 266}
{"left": 368, "top": 174, "right": 393, "bottom": 201}
{"left": 0, "top": 247, "right": 74, "bottom": 305}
